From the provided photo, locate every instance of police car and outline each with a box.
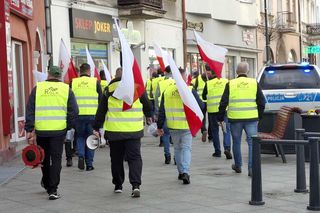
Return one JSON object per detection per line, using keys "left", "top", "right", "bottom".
{"left": 257, "top": 63, "right": 320, "bottom": 112}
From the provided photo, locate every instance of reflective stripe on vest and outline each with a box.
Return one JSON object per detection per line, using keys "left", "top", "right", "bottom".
{"left": 104, "top": 82, "right": 143, "bottom": 132}
{"left": 164, "top": 84, "right": 189, "bottom": 130}
{"left": 206, "top": 78, "right": 228, "bottom": 113}
{"left": 72, "top": 76, "right": 98, "bottom": 115}
{"left": 197, "top": 75, "right": 206, "bottom": 102}
{"left": 146, "top": 79, "right": 154, "bottom": 100}
{"left": 35, "top": 81, "right": 69, "bottom": 131}
{"left": 158, "top": 78, "right": 175, "bottom": 106}
{"left": 227, "top": 77, "right": 258, "bottom": 120}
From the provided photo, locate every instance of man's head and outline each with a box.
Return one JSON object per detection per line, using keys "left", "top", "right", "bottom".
{"left": 80, "top": 63, "right": 91, "bottom": 75}
{"left": 100, "top": 70, "right": 106, "bottom": 80}
{"left": 192, "top": 70, "right": 199, "bottom": 78}
{"left": 48, "top": 66, "right": 62, "bottom": 79}
{"left": 205, "top": 63, "right": 216, "bottom": 79}
{"left": 157, "top": 67, "right": 164, "bottom": 76}
{"left": 164, "top": 65, "right": 171, "bottom": 74}
{"left": 236, "top": 62, "right": 249, "bottom": 76}
{"left": 115, "top": 67, "right": 122, "bottom": 78}
{"left": 179, "top": 67, "right": 187, "bottom": 82}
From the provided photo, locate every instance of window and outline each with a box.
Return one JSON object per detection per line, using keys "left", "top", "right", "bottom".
{"left": 241, "top": 57, "right": 255, "bottom": 77}
{"left": 260, "top": 66, "right": 320, "bottom": 89}
{"left": 288, "top": 49, "right": 297, "bottom": 62}
{"left": 148, "top": 46, "right": 175, "bottom": 69}
{"left": 186, "top": 52, "right": 205, "bottom": 74}
{"left": 224, "top": 56, "right": 236, "bottom": 79}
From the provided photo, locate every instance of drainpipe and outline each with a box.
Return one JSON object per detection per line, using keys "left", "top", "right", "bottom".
{"left": 264, "top": 0, "right": 270, "bottom": 64}
{"left": 297, "top": 0, "right": 303, "bottom": 62}
{"left": 182, "top": 0, "right": 187, "bottom": 69}
{"left": 45, "top": 0, "right": 53, "bottom": 66}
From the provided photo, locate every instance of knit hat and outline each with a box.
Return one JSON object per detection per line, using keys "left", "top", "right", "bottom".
{"left": 48, "top": 66, "right": 62, "bottom": 78}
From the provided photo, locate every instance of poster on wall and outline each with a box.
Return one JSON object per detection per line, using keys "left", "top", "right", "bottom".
{"left": 10, "top": 0, "right": 33, "bottom": 19}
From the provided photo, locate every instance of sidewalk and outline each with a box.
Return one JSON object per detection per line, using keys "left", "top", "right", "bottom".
{"left": 0, "top": 133, "right": 311, "bottom": 213}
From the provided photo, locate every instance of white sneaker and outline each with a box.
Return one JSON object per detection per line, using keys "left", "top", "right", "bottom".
{"left": 131, "top": 188, "right": 140, "bottom": 198}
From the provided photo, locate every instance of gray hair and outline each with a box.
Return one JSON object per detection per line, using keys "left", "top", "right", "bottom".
{"left": 236, "top": 62, "right": 249, "bottom": 75}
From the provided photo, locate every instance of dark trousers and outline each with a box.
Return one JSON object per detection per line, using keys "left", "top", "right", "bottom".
{"left": 109, "top": 139, "right": 142, "bottom": 187}
{"left": 37, "top": 135, "right": 65, "bottom": 194}
{"left": 65, "top": 132, "right": 77, "bottom": 160}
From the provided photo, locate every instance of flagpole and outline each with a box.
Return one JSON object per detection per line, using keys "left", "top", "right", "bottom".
{"left": 264, "top": 0, "right": 270, "bottom": 64}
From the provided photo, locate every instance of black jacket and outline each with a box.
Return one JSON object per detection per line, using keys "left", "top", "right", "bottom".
{"left": 217, "top": 75, "right": 266, "bottom": 123}
{"left": 157, "top": 87, "right": 204, "bottom": 129}
{"left": 25, "top": 79, "right": 79, "bottom": 137}
{"left": 93, "top": 78, "right": 152, "bottom": 141}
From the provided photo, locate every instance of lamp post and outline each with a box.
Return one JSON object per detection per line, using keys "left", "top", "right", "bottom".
{"left": 264, "top": 0, "right": 270, "bottom": 64}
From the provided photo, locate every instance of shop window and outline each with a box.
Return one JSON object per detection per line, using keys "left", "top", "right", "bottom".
{"left": 241, "top": 57, "right": 255, "bottom": 77}
{"left": 71, "top": 41, "right": 108, "bottom": 73}
{"left": 148, "top": 46, "right": 175, "bottom": 69}
{"left": 186, "top": 53, "right": 205, "bottom": 74}
{"left": 224, "top": 56, "right": 236, "bottom": 79}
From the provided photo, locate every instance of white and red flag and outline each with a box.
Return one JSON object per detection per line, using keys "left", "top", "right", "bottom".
{"left": 167, "top": 54, "right": 203, "bottom": 137}
{"left": 101, "top": 59, "right": 112, "bottom": 83}
{"left": 113, "top": 19, "right": 145, "bottom": 111}
{"left": 194, "top": 31, "right": 228, "bottom": 78}
{"left": 58, "top": 39, "right": 78, "bottom": 84}
{"left": 86, "top": 47, "right": 101, "bottom": 80}
{"left": 153, "top": 43, "right": 169, "bottom": 72}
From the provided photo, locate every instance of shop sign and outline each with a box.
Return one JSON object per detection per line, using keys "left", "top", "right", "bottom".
{"left": 10, "top": 0, "right": 33, "bottom": 19}
{"left": 305, "top": 46, "right": 320, "bottom": 54}
{"left": 69, "top": 9, "right": 113, "bottom": 42}
{"left": 187, "top": 21, "right": 203, "bottom": 32}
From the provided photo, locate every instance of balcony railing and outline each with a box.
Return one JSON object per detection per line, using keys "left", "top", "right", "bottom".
{"left": 276, "top": 11, "right": 297, "bottom": 33}
{"left": 306, "top": 23, "right": 320, "bottom": 36}
{"left": 117, "top": 0, "right": 166, "bottom": 19}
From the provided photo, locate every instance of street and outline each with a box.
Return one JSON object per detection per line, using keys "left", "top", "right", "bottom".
{"left": 0, "top": 132, "right": 311, "bottom": 213}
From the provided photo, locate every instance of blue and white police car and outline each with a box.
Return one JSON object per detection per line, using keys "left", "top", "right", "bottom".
{"left": 257, "top": 63, "right": 320, "bottom": 112}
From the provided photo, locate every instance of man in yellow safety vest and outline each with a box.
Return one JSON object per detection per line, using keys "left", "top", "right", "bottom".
{"left": 25, "top": 66, "right": 79, "bottom": 200}
{"left": 217, "top": 62, "right": 265, "bottom": 177}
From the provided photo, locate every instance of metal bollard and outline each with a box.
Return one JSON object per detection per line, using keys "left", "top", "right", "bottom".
{"left": 307, "top": 137, "right": 320, "bottom": 211}
{"left": 294, "top": 129, "right": 308, "bottom": 193}
{"left": 249, "top": 136, "right": 265, "bottom": 206}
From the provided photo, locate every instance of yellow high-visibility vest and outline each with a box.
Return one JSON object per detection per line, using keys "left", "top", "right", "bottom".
{"left": 35, "top": 81, "right": 69, "bottom": 131}
{"left": 191, "top": 78, "right": 196, "bottom": 86}
{"left": 164, "top": 84, "right": 189, "bottom": 130}
{"left": 72, "top": 76, "right": 98, "bottom": 115}
{"left": 206, "top": 78, "right": 228, "bottom": 113}
{"left": 104, "top": 81, "right": 143, "bottom": 132}
{"left": 227, "top": 77, "right": 258, "bottom": 120}
{"left": 100, "top": 80, "right": 108, "bottom": 91}
{"left": 196, "top": 75, "right": 206, "bottom": 102}
{"left": 157, "top": 78, "right": 175, "bottom": 106}
{"left": 145, "top": 79, "right": 154, "bottom": 100}
{"left": 151, "top": 76, "right": 164, "bottom": 99}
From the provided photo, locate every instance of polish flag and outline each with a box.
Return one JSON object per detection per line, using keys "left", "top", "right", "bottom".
{"left": 167, "top": 54, "right": 203, "bottom": 137}
{"left": 58, "top": 39, "right": 78, "bottom": 84}
{"left": 113, "top": 19, "right": 145, "bottom": 111}
{"left": 86, "top": 47, "right": 101, "bottom": 80}
{"left": 101, "top": 59, "right": 112, "bottom": 83}
{"left": 194, "top": 31, "right": 228, "bottom": 78}
{"left": 153, "top": 43, "right": 169, "bottom": 72}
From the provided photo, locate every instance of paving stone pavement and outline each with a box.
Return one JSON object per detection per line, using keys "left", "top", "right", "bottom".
{"left": 0, "top": 132, "right": 312, "bottom": 213}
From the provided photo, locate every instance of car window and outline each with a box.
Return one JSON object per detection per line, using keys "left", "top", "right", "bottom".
{"left": 259, "top": 67, "right": 320, "bottom": 90}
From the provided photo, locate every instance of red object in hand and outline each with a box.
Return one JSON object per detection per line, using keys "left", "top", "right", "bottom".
{"left": 22, "top": 145, "right": 45, "bottom": 168}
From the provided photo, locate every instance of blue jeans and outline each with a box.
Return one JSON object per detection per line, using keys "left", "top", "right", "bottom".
{"left": 162, "top": 122, "right": 171, "bottom": 156}
{"left": 170, "top": 130, "right": 192, "bottom": 174}
{"left": 76, "top": 116, "right": 95, "bottom": 167}
{"left": 230, "top": 121, "right": 258, "bottom": 169}
{"left": 208, "top": 113, "right": 231, "bottom": 154}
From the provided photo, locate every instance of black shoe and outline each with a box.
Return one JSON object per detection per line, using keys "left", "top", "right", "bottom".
{"left": 169, "top": 137, "right": 173, "bottom": 145}
{"left": 159, "top": 141, "right": 163, "bottom": 147}
{"left": 48, "top": 192, "right": 61, "bottom": 200}
{"left": 131, "top": 186, "right": 140, "bottom": 198}
{"left": 232, "top": 164, "right": 242, "bottom": 173}
{"left": 165, "top": 154, "right": 171, "bottom": 164}
{"left": 86, "top": 166, "right": 94, "bottom": 171}
{"left": 178, "top": 174, "right": 183, "bottom": 180}
{"left": 78, "top": 157, "right": 85, "bottom": 170}
{"left": 181, "top": 173, "right": 190, "bottom": 184}
{"left": 224, "top": 150, "right": 233, "bottom": 160}
{"left": 212, "top": 152, "right": 221, "bottom": 157}
{"left": 248, "top": 168, "right": 252, "bottom": 177}
{"left": 66, "top": 158, "right": 73, "bottom": 167}
{"left": 201, "top": 131, "right": 207, "bottom": 142}
{"left": 114, "top": 185, "right": 123, "bottom": 193}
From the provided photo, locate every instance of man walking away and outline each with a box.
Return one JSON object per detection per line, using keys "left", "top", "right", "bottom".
{"left": 217, "top": 62, "right": 265, "bottom": 176}
{"left": 25, "top": 66, "right": 78, "bottom": 200}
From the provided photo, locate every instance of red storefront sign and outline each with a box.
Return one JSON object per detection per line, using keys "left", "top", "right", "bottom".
{"left": 10, "top": 0, "right": 33, "bottom": 19}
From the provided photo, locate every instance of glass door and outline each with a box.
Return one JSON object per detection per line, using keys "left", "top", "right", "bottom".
{"left": 11, "top": 41, "right": 26, "bottom": 142}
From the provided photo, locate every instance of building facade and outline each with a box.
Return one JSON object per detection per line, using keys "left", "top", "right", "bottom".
{"left": 0, "top": 0, "right": 47, "bottom": 164}
{"left": 185, "top": 0, "right": 259, "bottom": 79}
{"left": 50, "top": 0, "right": 183, "bottom": 81}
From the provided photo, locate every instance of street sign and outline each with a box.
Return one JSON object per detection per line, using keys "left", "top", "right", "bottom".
{"left": 305, "top": 46, "right": 320, "bottom": 54}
